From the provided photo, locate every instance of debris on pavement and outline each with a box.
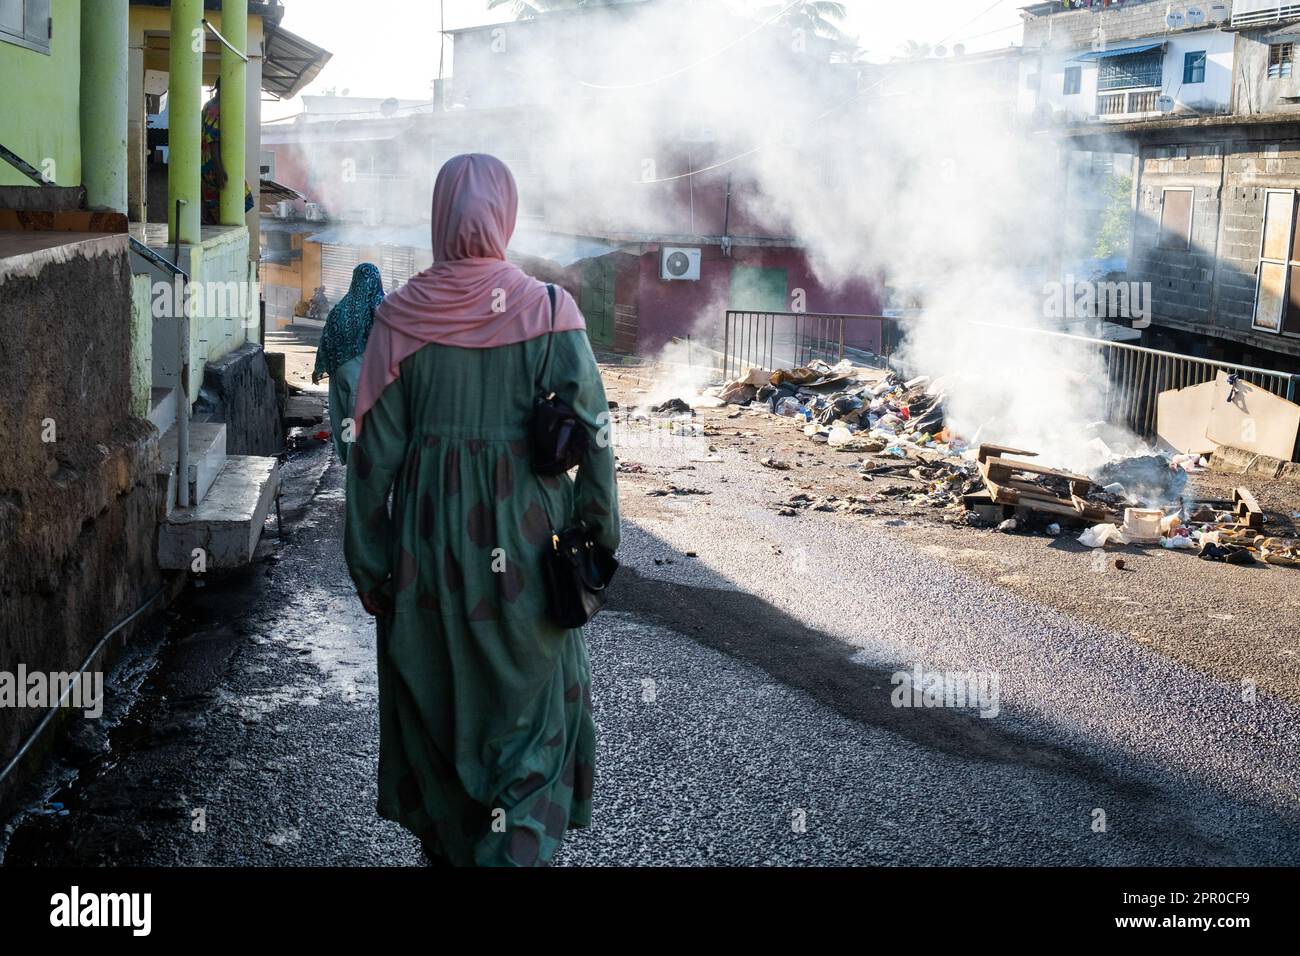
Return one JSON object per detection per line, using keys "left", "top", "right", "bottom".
{"left": 651, "top": 397, "right": 695, "bottom": 415}
{"left": 646, "top": 485, "right": 711, "bottom": 497}
{"left": 623, "top": 357, "right": 1300, "bottom": 569}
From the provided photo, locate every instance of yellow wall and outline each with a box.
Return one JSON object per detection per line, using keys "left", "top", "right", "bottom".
{"left": 128, "top": 6, "right": 264, "bottom": 83}
{"left": 301, "top": 238, "right": 321, "bottom": 298}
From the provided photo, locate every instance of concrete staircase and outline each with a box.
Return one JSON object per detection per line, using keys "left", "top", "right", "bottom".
{"left": 151, "top": 387, "right": 281, "bottom": 570}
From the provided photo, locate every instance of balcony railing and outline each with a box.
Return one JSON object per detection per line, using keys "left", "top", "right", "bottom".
{"left": 1097, "top": 88, "right": 1162, "bottom": 117}
{"left": 1233, "top": 1, "right": 1300, "bottom": 27}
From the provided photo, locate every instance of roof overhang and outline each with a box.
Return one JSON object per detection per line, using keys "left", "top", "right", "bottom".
{"left": 262, "top": 25, "right": 332, "bottom": 99}
{"left": 1073, "top": 42, "right": 1166, "bottom": 62}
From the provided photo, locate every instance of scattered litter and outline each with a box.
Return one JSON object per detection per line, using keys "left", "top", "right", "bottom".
{"left": 646, "top": 485, "right": 711, "bottom": 497}
{"left": 1080, "top": 524, "right": 1124, "bottom": 548}
{"left": 651, "top": 398, "right": 694, "bottom": 415}
{"left": 1120, "top": 508, "right": 1164, "bottom": 545}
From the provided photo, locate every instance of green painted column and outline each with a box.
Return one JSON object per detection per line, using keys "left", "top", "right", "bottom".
{"left": 219, "top": 0, "right": 248, "bottom": 227}
{"left": 80, "top": 0, "right": 129, "bottom": 213}
{"left": 168, "top": 0, "right": 203, "bottom": 244}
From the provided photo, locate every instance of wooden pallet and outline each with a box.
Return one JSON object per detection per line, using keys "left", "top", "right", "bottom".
{"left": 1234, "top": 487, "right": 1264, "bottom": 530}
{"left": 976, "top": 444, "right": 1119, "bottom": 524}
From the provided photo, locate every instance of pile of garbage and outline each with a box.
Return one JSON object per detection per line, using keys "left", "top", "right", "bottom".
{"left": 1077, "top": 486, "right": 1299, "bottom": 566}
{"left": 717, "top": 360, "right": 962, "bottom": 458}
{"left": 709, "top": 360, "right": 1299, "bottom": 567}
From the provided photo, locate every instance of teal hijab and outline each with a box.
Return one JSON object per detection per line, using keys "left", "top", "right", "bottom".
{"left": 314, "top": 263, "right": 385, "bottom": 379}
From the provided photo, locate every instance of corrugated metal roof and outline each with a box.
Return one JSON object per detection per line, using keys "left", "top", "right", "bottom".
{"left": 262, "top": 25, "right": 332, "bottom": 99}
{"left": 1073, "top": 42, "right": 1165, "bottom": 62}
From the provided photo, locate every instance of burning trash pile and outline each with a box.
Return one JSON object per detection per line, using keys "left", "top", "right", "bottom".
{"left": 717, "top": 360, "right": 961, "bottom": 457}
{"left": 710, "top": 361, "right": 1300, "bottom": 567}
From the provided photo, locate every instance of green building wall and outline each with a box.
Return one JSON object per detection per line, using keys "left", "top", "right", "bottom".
{"left": 0, "top": 0, "right": 82, "bottom": 187}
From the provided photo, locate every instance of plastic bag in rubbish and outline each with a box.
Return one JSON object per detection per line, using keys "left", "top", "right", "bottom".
{"left": 827, "top": 425, "right": 854, "bottom": 447}
{"left": 1079, "top": 524, "right": 1123, "bottom": 548}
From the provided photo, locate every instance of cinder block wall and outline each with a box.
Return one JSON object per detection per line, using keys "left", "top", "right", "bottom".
{"left": 1024, "top": 1, "right": 1212, "bottom": 49}
{"left": 1132, "top": 144, "right": 1224, "bottom": 329}
{"left": 0, "top": 240, "right": 163, "bottom": 811}
{"left": 1129, "top": 134, "right": 1300, "bottom": 362}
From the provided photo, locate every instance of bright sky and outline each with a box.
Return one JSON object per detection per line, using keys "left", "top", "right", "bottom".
{"left": 264, "top": 0, "right": 1027, "bottom": 120}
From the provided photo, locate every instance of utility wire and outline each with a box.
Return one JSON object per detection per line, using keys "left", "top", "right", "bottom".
{"left": 934, "top": 0, "right": 1006, "bottom": 47}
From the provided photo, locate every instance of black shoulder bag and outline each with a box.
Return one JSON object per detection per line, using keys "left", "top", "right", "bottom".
{"left": 530, "top": 284, "right": 618, "bottom": 629}
{"left": 529, "top": 284, "right": 589, "bottom": 476}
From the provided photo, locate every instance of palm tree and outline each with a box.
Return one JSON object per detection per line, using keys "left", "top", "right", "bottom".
{"left": 756, "top": 1, "right": 852, "bottom": 43}
{"left": 895, "top": 39, "right": 932, "bottom": 61}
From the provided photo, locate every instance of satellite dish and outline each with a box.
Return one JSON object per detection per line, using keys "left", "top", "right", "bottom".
{"left": 1157, "top": 95, "right": 1176, "bottom": 113}
{"left": 1209, "top": 3, "right": 1229, "bottom": 23}
{"left": 1186, "top": 6, "right": 1205, "bottom": 26}
{"left": 953, "top": 43, "right": 966, "bottom": 56}
{"left": 379, "top": 97, "right": 400, "bottom": 117}
{"left": 1166, "top": 10, "right": 1185, "bottom": 28}
{"left": 934, "top": 44, "right": 948, "bottom": 58}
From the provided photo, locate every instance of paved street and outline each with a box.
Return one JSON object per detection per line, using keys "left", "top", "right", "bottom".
{"left": 5, "top": 407, "right": 1300, "bottom": 867}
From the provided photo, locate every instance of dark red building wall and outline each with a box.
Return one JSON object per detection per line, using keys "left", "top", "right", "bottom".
{"left": 629, "top": 244, "right": 882, "bottom": 357}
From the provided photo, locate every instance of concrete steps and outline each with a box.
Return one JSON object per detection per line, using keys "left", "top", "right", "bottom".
{"left": 158, "top": 421, "right": 227, "bottom": 510}
{"left": 149, "top": 386, "right": 178, "bottom": 435}
{"left": 154, "top": 388, "right": 280, "bottom": 571}
{"left": 158, "top": 455, "right": 281, "bottom": 570}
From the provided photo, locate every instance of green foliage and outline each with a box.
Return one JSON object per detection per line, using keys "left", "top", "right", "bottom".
{"left": 1094, "top": 174, "right": 1134, "bottom": 259}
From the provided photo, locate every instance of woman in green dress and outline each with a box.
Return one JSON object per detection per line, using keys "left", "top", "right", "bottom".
{"left": 312, "top": 262, "right": 384, "bottom": 464}
{"left": 344, "top": 154, "right": 618, "bottom": 867}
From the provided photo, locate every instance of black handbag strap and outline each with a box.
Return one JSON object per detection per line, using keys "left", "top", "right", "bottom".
{"left": 532, "top": 282, "right": 560, "bottom": 538}
{"left": 536, "top": 283, "right": 558, "bottom": 399}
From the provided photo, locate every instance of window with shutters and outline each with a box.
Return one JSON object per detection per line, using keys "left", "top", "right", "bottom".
{"left": 1098, "top": 51, "right": 1163, "bottom": 92}
{"left": 1268, "top": 43, "right": 1293, "bottom": 80}
{"left": 1158, "top": 188, "right": 1193, "bottom": 251}
{"left": 0, "top": 0, "right": 51, "bottom": 54}
{"left": 1252, "top": 189, "right": 1300, "bottom": 336}
{"left": 1063, "top": 67, "right": 1081, "bottom": 96}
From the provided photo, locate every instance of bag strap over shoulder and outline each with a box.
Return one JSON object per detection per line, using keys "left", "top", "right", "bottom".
{"left": 536, "top": 283, "right": 558, "bottom": 398}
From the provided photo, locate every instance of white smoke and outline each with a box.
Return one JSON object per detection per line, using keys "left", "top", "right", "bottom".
{"left": 296, "top": 0, "right": 1142, "bottom": 471}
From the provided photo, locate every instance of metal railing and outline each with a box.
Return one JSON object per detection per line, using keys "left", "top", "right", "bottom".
{"left": 976, "top": 323, "right": 1300, "bottom": 442}
{"left": 1233, "top": 1, "right": 1300, "bottom": 27}
{"left": 721, "top": 311, "right": 896, "bottom": 381}
{"left": 0, "top": 141, "right": 48, "bottom": 185}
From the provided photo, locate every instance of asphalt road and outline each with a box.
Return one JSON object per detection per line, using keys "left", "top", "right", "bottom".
{"left": 5, "top": 415, "right": 1300, "bottom": 866}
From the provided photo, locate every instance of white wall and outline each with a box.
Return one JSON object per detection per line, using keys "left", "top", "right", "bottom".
{"left": 1023, "top": 27, "right": 1236, "bottom": 122}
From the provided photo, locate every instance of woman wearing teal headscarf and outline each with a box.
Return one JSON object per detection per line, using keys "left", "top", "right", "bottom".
{"left": 313, "top": 263, "right": 384, "bottom": 464}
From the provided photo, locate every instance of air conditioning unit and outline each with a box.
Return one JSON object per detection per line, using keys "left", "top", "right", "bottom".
{"left": 660, "top": 246, "right": 701, "bottom": 281}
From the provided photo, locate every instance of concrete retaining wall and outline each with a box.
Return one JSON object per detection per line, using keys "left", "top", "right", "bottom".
{"left": 198, "top": 343, "right": 282, "bottom": 456}
{"left": 0, "top": 239, "right": 163, "bottom": 812}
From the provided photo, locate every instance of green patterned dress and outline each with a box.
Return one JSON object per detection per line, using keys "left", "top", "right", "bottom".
{"left": 344, "top": 329, "right": 618, "bottom": 866}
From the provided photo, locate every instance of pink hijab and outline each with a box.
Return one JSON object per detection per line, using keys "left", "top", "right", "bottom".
{"left": 352, "top": 153, "right": 586, "bottom": 432}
